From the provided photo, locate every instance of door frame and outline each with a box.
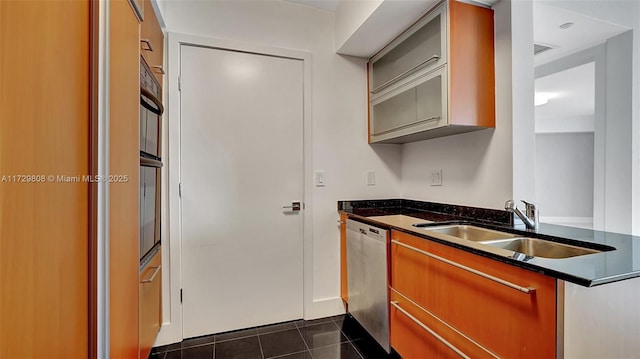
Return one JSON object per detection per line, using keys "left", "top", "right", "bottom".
{"left": 156, "top": 32, "right": 313, "bottom": 345}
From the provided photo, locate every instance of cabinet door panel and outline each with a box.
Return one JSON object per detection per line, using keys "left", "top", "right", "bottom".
{"left": 416, "top": 73, "right": 443, "bottom": 122}
{"left": 139, "top": 249, "right": 162, "bottom": 359}
{"left": 391, "top": 231, "right": 556, "bottom": 358}
{"left": 0, "top": 1, "right": 90, "bottom": 357}
{"left": 140, "top": 0, "right": 164, "bottom": 84}
{"left": 371, "top": 7, "right": 445, "bottom": 91}
{"left": 371, "top": 87, "right": 417, "bottom": 136}
{"left": 109, "top": 0, "right": 140, "bottom": 357}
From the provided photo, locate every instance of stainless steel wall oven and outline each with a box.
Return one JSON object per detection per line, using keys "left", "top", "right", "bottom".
{"left": 140, "top": 58, "right": 163, "bottom": 263}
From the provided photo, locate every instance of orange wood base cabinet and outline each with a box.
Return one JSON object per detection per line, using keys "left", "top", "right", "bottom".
{"left": 390, "top": 230, "right": 558, "bottom": 359}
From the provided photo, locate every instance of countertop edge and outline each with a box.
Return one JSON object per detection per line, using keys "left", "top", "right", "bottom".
{"left": 345, "top": 212, "right": 637, "bottom": 288}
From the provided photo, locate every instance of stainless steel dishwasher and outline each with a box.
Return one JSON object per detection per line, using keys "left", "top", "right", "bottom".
{"left": 346, "top": 219, "right": 390, "bottom": 352}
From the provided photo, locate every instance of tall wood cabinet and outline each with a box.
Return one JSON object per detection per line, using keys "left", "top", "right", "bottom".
{"left": 109, "top": 0, "right": 142, "bottom": 357}
{"left": 0, "top": 1, "right": 91, "bottom": 357}
{"left": 1, "top": 0, "right": 164, "bottom": 357}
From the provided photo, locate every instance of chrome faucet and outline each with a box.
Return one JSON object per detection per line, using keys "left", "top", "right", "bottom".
{"left": 505, "top": 200, "right": 539, "bottom": 230}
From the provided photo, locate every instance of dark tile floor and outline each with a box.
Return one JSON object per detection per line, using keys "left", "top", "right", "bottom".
{"left": 150, "top": 314, "right": 401, "bottom": 359}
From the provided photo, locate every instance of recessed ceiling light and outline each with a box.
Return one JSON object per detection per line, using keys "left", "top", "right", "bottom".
{"left": 559, "top": 22, "right": 574, "bottom": 29}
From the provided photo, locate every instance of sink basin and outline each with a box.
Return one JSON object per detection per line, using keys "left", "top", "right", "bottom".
{"left": 420, "top": 224, "right": 610, "bottom": 259}
{"left": 480, "top": 237, "right": 601, "bottom": 259}
{"left": 422, "top": 225, "right": 519, "bottom": 242}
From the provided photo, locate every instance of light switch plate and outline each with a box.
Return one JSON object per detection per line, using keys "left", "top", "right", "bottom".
{"left": 430, "top": 169, "right": 442, "bottom": 186}
{"left": 367, "top": 171, "right": 376, "bottom": 186}
{"left": 315, "top": 170, "right": 326, "bottom": 187}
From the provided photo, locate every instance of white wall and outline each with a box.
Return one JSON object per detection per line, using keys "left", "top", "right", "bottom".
{"left": 534, "top": 0, "right": 640, "bottom": 236}
{"left": 528, "top": 2, "right": 640, "bottom": 356}
{"left": 535, "top": 133, "right": 594, "bottom": 218}
{"left": 398, "top": 0, "right": 514, "bottom": 210}
{"left": 157, "top": 0, "right": 402, "bottom": 345}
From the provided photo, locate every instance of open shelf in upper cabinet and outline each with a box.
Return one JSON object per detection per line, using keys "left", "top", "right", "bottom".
{"left": 368, "top": 0, "right": 495, "bottom": 144}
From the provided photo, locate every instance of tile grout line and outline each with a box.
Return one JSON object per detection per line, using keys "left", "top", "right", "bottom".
{"left": 256, "top": 333, "right": 266, "bottom": 359}
{"left": 332, "top": 316, "right": 366, "bottom": 359}
{"left": 296, "top": 322, "right": 315, "bottom": 359}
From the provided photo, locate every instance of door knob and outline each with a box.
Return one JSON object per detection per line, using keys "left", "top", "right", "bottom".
{"left": 283, "top": 201, "right": 301, "bottom": 211}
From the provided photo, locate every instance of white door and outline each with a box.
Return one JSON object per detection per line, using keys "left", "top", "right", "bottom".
{"left": 180, "top": 45, "right": 304, "bottom": 338}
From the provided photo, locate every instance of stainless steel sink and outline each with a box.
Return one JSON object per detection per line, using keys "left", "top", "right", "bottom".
{"left": 419, "top": 224, "right": 608, "bottom": 259}
{"left": 422, "top": 225, "right": 519, "bottom": 242}
{"left": 479, "top": 237, "right": 601, "bottom": 259}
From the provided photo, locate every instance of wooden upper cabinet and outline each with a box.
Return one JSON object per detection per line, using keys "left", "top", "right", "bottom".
{"left": 141, "top": 0, "right": 165, "bottom": 85}
{"left": 368, "top": 0, "right": 495, "bottom": 144}
{"left": 0, "top": 1, "right": 90, "bottom": 357}
{"left": 390, "top": 230, "right": 557, "bottom": 359}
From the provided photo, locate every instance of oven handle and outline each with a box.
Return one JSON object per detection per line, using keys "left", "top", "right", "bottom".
{"left": 140, "top": 157, "right": 163, "bottom": 168}
{"left": 141, "top": 87, "right": 164, "bottom": 116}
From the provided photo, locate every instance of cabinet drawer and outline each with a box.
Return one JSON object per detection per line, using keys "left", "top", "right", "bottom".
{"left": 390, "top": 231, "right": 556, "bottom": 358}
{"left": 139, "top": 249, "right": 162, "bottom": 359}
{"left": 390, "top": 289, "right": 498, "bottom": 359}
{"left": 370, "top": 4, "right": 446, "bottom": 94}
{"left": 370, "top": 66, "right": 447, "bottom": 143}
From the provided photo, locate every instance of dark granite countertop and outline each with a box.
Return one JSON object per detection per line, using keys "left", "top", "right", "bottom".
{"left": 338, "top": 199, "right": 640, "bottom": 287}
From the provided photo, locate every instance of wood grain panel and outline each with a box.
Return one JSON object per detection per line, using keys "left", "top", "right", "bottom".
{"left": 0, "top": 1, "right": 90, "bottom": 357}
{"left": 391, "top": 230, "right": 556, "bottom": 358}
{"left": 339, "top": 212, "right": 348, "bottom": 304}
{"left": 448, "top": 0, "right": 495, "bottom": 127}
{"left": 109, "top": 1, "right": 140, "bottom": 358}
{"left": 139, "top": 249, "right": 162, "bottom": 359}
{"left": 140, "top": 0, "right": 164, "bottom": 85}
{"left": 390, "top": 290, "right": 497, "bottom": 359}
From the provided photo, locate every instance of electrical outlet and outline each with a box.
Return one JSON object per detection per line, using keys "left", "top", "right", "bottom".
{"left": 430, "top": 169, "right": 442, "bottom": 186}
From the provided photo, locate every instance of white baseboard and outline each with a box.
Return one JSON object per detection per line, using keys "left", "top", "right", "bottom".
{"left": 154, "top": 320, "right": 182, "bottom": 347}
{"left": 304, "top": 297, "right": 346, "bottom": 320}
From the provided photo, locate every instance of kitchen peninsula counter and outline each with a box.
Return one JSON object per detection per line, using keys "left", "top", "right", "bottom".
{"left": 339, "top": 199, "right": 640, "bottom": 287}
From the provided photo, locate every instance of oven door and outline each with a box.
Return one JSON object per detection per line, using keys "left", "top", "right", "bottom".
{"left": 140, "top": 158, "right": 162, "bottom": 260}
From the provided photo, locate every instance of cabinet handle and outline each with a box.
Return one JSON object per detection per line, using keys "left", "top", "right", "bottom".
{"left": 141, "top": 87, "right": 164, "bottom": 116}
{"left": 391, "top": 301, "right": 471, "bottom": 359}
{"left": 140, "top": 39, "right": 154, "bottom": 52}
{"left": 391, "top": 289, "right": 500, "bottom": 359}
{"left": 152, "top": 65, "right": 165, "bottom": 75}
{"left": 371, "top": 55, "right": 440, "bottom": 94}
{"left": 140, "top": 157, "right": 163, "bottom": 168}
{"left": 391, "top": 240, "right": 536, "bottom": 294}
{"left": 371, "top": 116, "right": 441, "bottom": 137}
{"left": 141, "top": 265, "right": 161, "bottom": 283}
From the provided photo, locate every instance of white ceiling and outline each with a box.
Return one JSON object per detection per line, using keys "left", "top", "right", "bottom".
{"left": 533, "top": 3, "right": 629, "bottom": 66}
{"left": 285, "top": 0, "right": 500, "bottom": 12}
{"left": 285, "top": 0, "right": 339, "bottom": 11}
{"left": 533, "top": 3, "right": 630, "bottom": 128}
